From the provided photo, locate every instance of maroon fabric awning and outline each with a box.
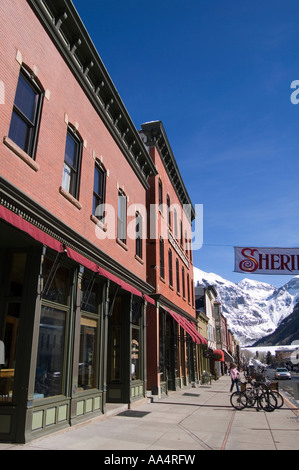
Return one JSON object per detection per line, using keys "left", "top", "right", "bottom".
{"left": 213, "top": 349, "right": 225, "bottom": 361}
{"left": 186, "top": 320, "right": 208, "bottom": 345}
{"left": 167, "top": 309, "right": 207, "bottom": 344}
{"left": 144, "top": 294, "right": 156, "bottom": 306}
{"left": 0, "top": 204, "right": 63, "bottom": 253}
{"left": 66, "top": 246, "right": 98, "bottom": 272}
{"left": 0, "top": 205, "right": 151, "bottom": 302}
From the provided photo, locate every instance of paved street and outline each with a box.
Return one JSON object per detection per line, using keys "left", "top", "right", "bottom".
{"left": 1, "top": 375, "right": 299, "bottom": 453}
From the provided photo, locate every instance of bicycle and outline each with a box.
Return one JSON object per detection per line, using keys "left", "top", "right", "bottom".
{"left": 242, "top": 379, "right": 277, "bottom": 412}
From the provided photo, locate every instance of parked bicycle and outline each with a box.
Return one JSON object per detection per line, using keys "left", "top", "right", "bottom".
{"left": 241, "top": 378, "right": 278, "bottom": 412}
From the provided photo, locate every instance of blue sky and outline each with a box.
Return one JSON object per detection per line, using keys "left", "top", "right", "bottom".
{"left": 73, "top": 0, "right": 299, "bottom": 288}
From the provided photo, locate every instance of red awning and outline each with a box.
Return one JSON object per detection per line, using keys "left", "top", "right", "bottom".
{"left": 0, "top": 205, "right": 148, "bottom": 300}
{"left": 66, "top": 246, "right": 98, "bottom": 272}
{"left": 0, "top": 204, "right": 63, "bottom": 253}
{"left": 186, "top": 320, "right": 208, "bottom": 345}
{"left": 213, "top": 349, "right": 225, "bottom": 361}
{"left": 167, "top": 309, "right": 207, "bottom": 344}
{"left": 144, "top": 294, "right": 156, "bottom": 306}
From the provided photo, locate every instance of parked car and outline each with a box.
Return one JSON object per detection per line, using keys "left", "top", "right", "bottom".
{"left": 275, "top": 367, "right": 291, "bottom": 380}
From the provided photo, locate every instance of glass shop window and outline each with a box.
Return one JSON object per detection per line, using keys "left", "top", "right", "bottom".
{"left": 78, "top": 276, "right": 99, "bottom": 391}
{"left": 0, "top": 252, "right": 27, "bottom": 404}
{"left": 78, "top": 316, "right": 98, "bottom": 391}
{"left": 34, "top": 306, "right": 66, "bottom": 399}
{"left": 34, "top": 257, "right": 70, "bottom": 399}
{"left": 110, "top": 297, "right": 121, "bottom": 383}
{"left": 131, "top": 301, "right": 141, "bottom": 381}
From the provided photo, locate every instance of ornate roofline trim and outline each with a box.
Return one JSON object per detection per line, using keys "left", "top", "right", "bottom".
{"left": 140, "top": 121, "right": 196, "bottom": 222}
{"left": 26, "top": 0, "right": 157, "bottom": 188}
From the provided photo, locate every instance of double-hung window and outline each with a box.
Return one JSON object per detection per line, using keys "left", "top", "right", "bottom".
{"left": 135, "top": 212, "right": 143, "bottom": 259}
{"left": 168, "top": 249, "right": 173, "bottom": 287}
{"left": 62, "top": 127, "right": 82, "bottom": 199}
{"left": 8, "top": 67, "right": 43, "bottom": 158}
{"left": 92, "top": 162, "right": 106, "bottom": 221}
{"left": 176, "top": 258, "right": 180, "bottom": 293}
{"left": 159, "top": 237, "right": 165, "bottom": 279}
{"left": 117, "top": 190, "right": 127, "bottom": 243}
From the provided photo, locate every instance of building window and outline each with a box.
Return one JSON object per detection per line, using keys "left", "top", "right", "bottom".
{"left": 8, "top": 67, "right": 43, "bottom": 158}
{"left": 0, "top": 252, "right": 27, "bottom": 404}
{"left": 174, "top": 209, "right": 178, "bottom": 238}
{"left": 182, "top": 266, "right": 185, "bottom": 299}
{"left": 167, "top": 195, "right": 171, "bottom": 227}
{"left": 168, "top": 249, "right": 173, "bottom": 287}
{"left": 92, "top": 161, "right": 106, "bottom": 221}
{"left": 180, "top": 220, "right": 183, "bottom": 246}
{"left": 159, "top": 237, "right": 165, "bottom": 279}
{"left": 187, "top": 273, "right": 190, "bottom": 303}
{"left": 62, "top": 127, "right": 82, "bottom": 199}
{"left": 158, "top": 179, "right": 163, "bottom": 209}
{"left": 135, "top": 211, "right": 143, "bottom": 259}
{"left": 78, "top": 315, "right": 98, "bottom": 391}
{"left": 131, "top": 300, "right": 142, "bottom": 381}
{"left": 176, "top": 258, "right": 180, "bottom": 293}
{"left": 117, "top": 190, "right": 127, "bottom": 243}
{"left": 34, "top": 257, "right": 71, "bottom": 399}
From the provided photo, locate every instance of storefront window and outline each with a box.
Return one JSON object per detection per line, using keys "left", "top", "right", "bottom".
{"left": 0, "top": 252, "right": 27, "bottom": 403}
{"left": 78, "top": 316, "right": 97, "bottom": 391}
{"left": 159, "top": 313, "right": 165, "bottom": 382}
{"left": 131, "top": 300, "right": 141, "bottom": 381}
{"left": 41, "top": 257, "right": 69, "bottom": 305}
{"left": 110, "top": 298, "right": 121, "bottom": 383}
{"left": 34, "top": 257, "right": 70, "bottom": 400}
{"left": 131, "top": 329, "right": 140, "bottom": 381}
{"left": 34, "top": 306, "right": 66, "bottom": 399}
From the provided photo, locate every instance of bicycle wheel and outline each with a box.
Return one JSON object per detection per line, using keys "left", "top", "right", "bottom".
{"left": 230, "top": 391, "right": 247, "bottom": 410}
{"left": 271, "top": 390, "right": 284, "bottom": 408}
{"left": 244, "top": 387, "right": 257, "bottom": 407}
{"left": 258, "top": 391, "right": 277, "bottom": 412}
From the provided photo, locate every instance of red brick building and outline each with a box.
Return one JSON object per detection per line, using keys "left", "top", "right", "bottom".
{"left": 0, "top": 0, "right": 157, "bottom": 443}
{"left": 140, "top": 121, "right": 206, "bottom": 396}
{"left": 0, "top": 1, "right": 201, "bottom": 443}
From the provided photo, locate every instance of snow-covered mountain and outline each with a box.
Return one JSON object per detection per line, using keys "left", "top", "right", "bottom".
{"left": 193, "top": 267, "right": 299, "bottom": 346}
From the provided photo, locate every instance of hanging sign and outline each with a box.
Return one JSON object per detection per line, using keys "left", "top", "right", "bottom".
{"left": 234, "top": 247, "right": 299, "bottom": 275}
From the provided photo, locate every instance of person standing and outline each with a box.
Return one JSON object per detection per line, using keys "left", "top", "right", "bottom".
{"left": 230, "top": 363, "right": 240, "bottom": 392}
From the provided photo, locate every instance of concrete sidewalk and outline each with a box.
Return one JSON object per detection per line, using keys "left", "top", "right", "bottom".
{"left": 2, "top": 375, "right": 299, "bottom": 451}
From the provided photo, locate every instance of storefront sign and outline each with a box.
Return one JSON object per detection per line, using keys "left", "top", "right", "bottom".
{"left": 234, "top": 247, "right": 299, "bottom": 275}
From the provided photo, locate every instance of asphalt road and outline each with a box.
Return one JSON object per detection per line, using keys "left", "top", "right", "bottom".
{"left": 265, "top": 368, "right": 299, "bottom": 401}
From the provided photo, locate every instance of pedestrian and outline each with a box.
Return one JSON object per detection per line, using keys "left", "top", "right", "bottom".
{"left": 229, "top": 363, "right": 240, "bottom": 392}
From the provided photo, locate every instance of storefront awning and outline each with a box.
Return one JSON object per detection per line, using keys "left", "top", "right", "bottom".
{"left": 213, "top": 349, "right": 225, "bottom": 361}
{"left": 0, "top": 205, "right": 152, "bottom": 301}
{"left": 0, "top": 204, "right": 64, "bottom": 253}
{"left": 143, "top": 294, "right": 156, "bottom": 306}
{"left": 167, "top": 309, "right": 207, "bottom": 345}
{"left": 223, "top": 349, "right": 234, "bottom": 362}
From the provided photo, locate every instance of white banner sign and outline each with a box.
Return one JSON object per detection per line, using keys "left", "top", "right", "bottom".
{"left": 234, "top": 247, "right": 299, "bottom": 275}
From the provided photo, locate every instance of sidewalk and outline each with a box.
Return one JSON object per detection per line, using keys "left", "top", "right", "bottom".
{"left": 1, "top": 375, "right": 299, "bottom": 451}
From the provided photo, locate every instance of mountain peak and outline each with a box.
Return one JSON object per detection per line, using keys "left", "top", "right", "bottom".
{"left": 193, "top": 266, "right": 299, "bottom": 346}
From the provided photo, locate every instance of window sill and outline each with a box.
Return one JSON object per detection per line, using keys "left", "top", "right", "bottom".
{"left": 135, "top": 254, "right": 144, "bottom": 265}
{"left": 59, "top": 186, "right": 82, "bottom": 210}
{"left": 90, "top": 214, "right": 107, "bottom": 232}
{"left": 3, "top": 136, "right": 40, "bottom": 172}
{"left": 116, "top": 237, "right": 128, "bottom": 251}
